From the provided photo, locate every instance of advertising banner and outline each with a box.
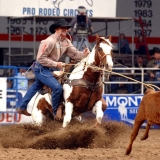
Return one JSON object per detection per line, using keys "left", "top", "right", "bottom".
{"left": 0, "top": 90, "right": 159, "bottom": 129}
{"left": 0, "top": 78, "right": 7, "bottom": 112}
{"left": 0, "top": 90, "right": 34, "bottom": 124}
{"left": 103, "top": 94, "right": 142, "bottom": 124}
{"left": 103, "top": 94, "right": 159, "bottom": 129}
{"left": 0, "top": 0, "right": 117, "bottom": 17}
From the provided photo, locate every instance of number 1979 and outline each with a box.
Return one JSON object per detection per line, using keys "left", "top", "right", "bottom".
{"left": 134, "top": 0, "right": 152, "bottom": 8}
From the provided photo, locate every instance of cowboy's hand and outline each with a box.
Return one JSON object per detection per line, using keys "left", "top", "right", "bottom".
{"left": 57, "top": 62, "right": 65, "bottom": 71}
{"left": 83, "top": 47, "right": 90, "bottom": 57}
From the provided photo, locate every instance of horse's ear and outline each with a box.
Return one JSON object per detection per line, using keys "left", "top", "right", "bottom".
{"left": 96, "top": 34, "right": 100, "bottom": 42}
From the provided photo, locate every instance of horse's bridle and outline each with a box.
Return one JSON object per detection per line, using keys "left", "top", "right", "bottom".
{"left": 96, "top": 41, "right": 113, "bottom": 69}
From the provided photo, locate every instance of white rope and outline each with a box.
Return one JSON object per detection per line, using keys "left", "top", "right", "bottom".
{"left": 63, "top": 62, "right": 160, "bottom": 91}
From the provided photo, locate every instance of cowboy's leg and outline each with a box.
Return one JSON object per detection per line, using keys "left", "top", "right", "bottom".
{"left": 18, "top": 79, "right": 44, "bottom": 110}
{"left": 16, "top": 66, "right": 44, "bottom": 116}
{"left": 18, "top": 61, "right": 46, "bottom": 111}
{"left": 36, "top": 67, "right": 63, "bottom": 115}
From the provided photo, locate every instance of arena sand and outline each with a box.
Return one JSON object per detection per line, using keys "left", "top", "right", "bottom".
{"left": 0, "top": 115, "right": 160, "bottom": 160}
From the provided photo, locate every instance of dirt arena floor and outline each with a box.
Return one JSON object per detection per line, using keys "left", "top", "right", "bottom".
{"left": 0, "top": 116, "right": 160, "bottom": 160}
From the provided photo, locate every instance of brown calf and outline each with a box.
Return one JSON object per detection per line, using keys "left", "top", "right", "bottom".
{"left": 125, "top": 88, "right": 160, "bottom": 155}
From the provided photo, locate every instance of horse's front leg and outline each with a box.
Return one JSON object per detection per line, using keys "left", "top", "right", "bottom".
{"left": 31, "top": 93, "right": 46, "bottom": 126}
{"left": 62, "top": 102, "right": 74, "bottom": 128}
{"left": 92, "top": 100, "right": 104, "bottom": 127}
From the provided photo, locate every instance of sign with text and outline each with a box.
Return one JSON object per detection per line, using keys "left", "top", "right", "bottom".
{"left": 0, "top": 90, "right": 34, "bottom": 124}
{"left": 0, "top": 91, "right": 159, "bottom": 129}
{"left": 0, "top": 78, "right": 7, "bottom": 112}
{"left": 103, "top": 94, "right": 159, "bottom": 129}
{"left": 0, "top": 0, "right": 116, "bottom": 17}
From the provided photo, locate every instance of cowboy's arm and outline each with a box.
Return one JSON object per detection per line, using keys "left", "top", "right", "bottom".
{"left": 66, "top": 41, "right": 89, "bottom": 60}
{"left": 37, "top": 38, "right": 61, "bottom": 69}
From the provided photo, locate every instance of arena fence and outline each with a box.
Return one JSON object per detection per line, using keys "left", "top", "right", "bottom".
{"left": 0, "top": 65, "right": 159, "bottom": 128}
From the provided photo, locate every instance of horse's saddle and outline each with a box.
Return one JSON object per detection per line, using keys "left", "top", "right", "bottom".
{"left": 66, "top": 78, "right": 102, "bottom": 91}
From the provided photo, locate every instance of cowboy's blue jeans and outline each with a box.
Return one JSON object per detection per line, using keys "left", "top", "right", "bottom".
{"left": 18, "top": 62, "right": 63, "bottom": 115}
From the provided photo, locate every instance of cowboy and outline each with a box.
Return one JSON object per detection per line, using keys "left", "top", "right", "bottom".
{"left": 16, "top": 18, "right": 90, "bottom": 116}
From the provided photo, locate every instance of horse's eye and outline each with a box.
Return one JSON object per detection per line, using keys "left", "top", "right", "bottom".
{"left": 98, "top": 47, "right": 102, "bottom": 51}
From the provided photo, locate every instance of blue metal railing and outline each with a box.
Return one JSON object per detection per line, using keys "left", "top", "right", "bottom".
{"left": 0, "top": 66, "right": 30, "bottom": 111}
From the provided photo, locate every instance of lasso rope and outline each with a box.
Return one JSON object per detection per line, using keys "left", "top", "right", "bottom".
{"left": 63, "top": 62, "right": 160, "bottom": 91}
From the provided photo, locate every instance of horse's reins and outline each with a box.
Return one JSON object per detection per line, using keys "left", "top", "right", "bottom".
{"left": 62, "top": 62, "right": 160, "bottom": 91}
{"left": 89, "top": 66, "right": 160, "bottom": 90}
{"left": 25, "top": 36, "right": 158, "bottom": 93}
{"left": 84, "top": 45, "right": 108, "bottom": 109}
{"left": 97, "top": 47, "right": 112, "bottom": 69}
{"left": 60, "top": 37, "right": 158, "bottom": 91}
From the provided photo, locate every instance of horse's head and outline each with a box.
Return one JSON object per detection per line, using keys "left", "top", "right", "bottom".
{"left": 94, "top": 35, "right": 114, "bottom": 71}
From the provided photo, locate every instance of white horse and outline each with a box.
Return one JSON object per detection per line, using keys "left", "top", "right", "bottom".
{"left": 30, "top": 35, "right": 114, "bottom": 127}
{"left": 62, "top": 35, "right": 114, "bottom": 127}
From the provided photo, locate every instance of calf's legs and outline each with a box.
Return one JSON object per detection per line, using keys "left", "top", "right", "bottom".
{"left": 140, "top": 122, "right": 151, "bottom": 140}
{"left": 125, "top": 119, "right": 145, "bottom": 155}
{"left": 125, "top": 102, "right": 146, "bottom": 155}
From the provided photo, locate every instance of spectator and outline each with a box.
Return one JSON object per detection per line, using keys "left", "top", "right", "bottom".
{"left": 110, "top": 60, "right": 132, "bottom": 93}
{"left": 133, "top": 55, "right": 147, "bottom": 93}
{"left": 147, "top": 47, "right": 160, "bottom": 90}
{"left": 13, "top": 68, "right": 28, "bottom": 90}
{"left": 117, "top": 33, "right": 132, "bottom": 54}
{"left": 69, "top": 6, "right": 93, "bottom": 50}
{"left": 136, "top": 35, "right": 148, "bottom": 55}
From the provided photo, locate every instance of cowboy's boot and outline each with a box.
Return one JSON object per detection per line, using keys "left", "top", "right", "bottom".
{"left": 55, "top": 103, "right": 65, "bottom": 121}
{"left": 16, "top": 108, "right": 31, "bottom": 116}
